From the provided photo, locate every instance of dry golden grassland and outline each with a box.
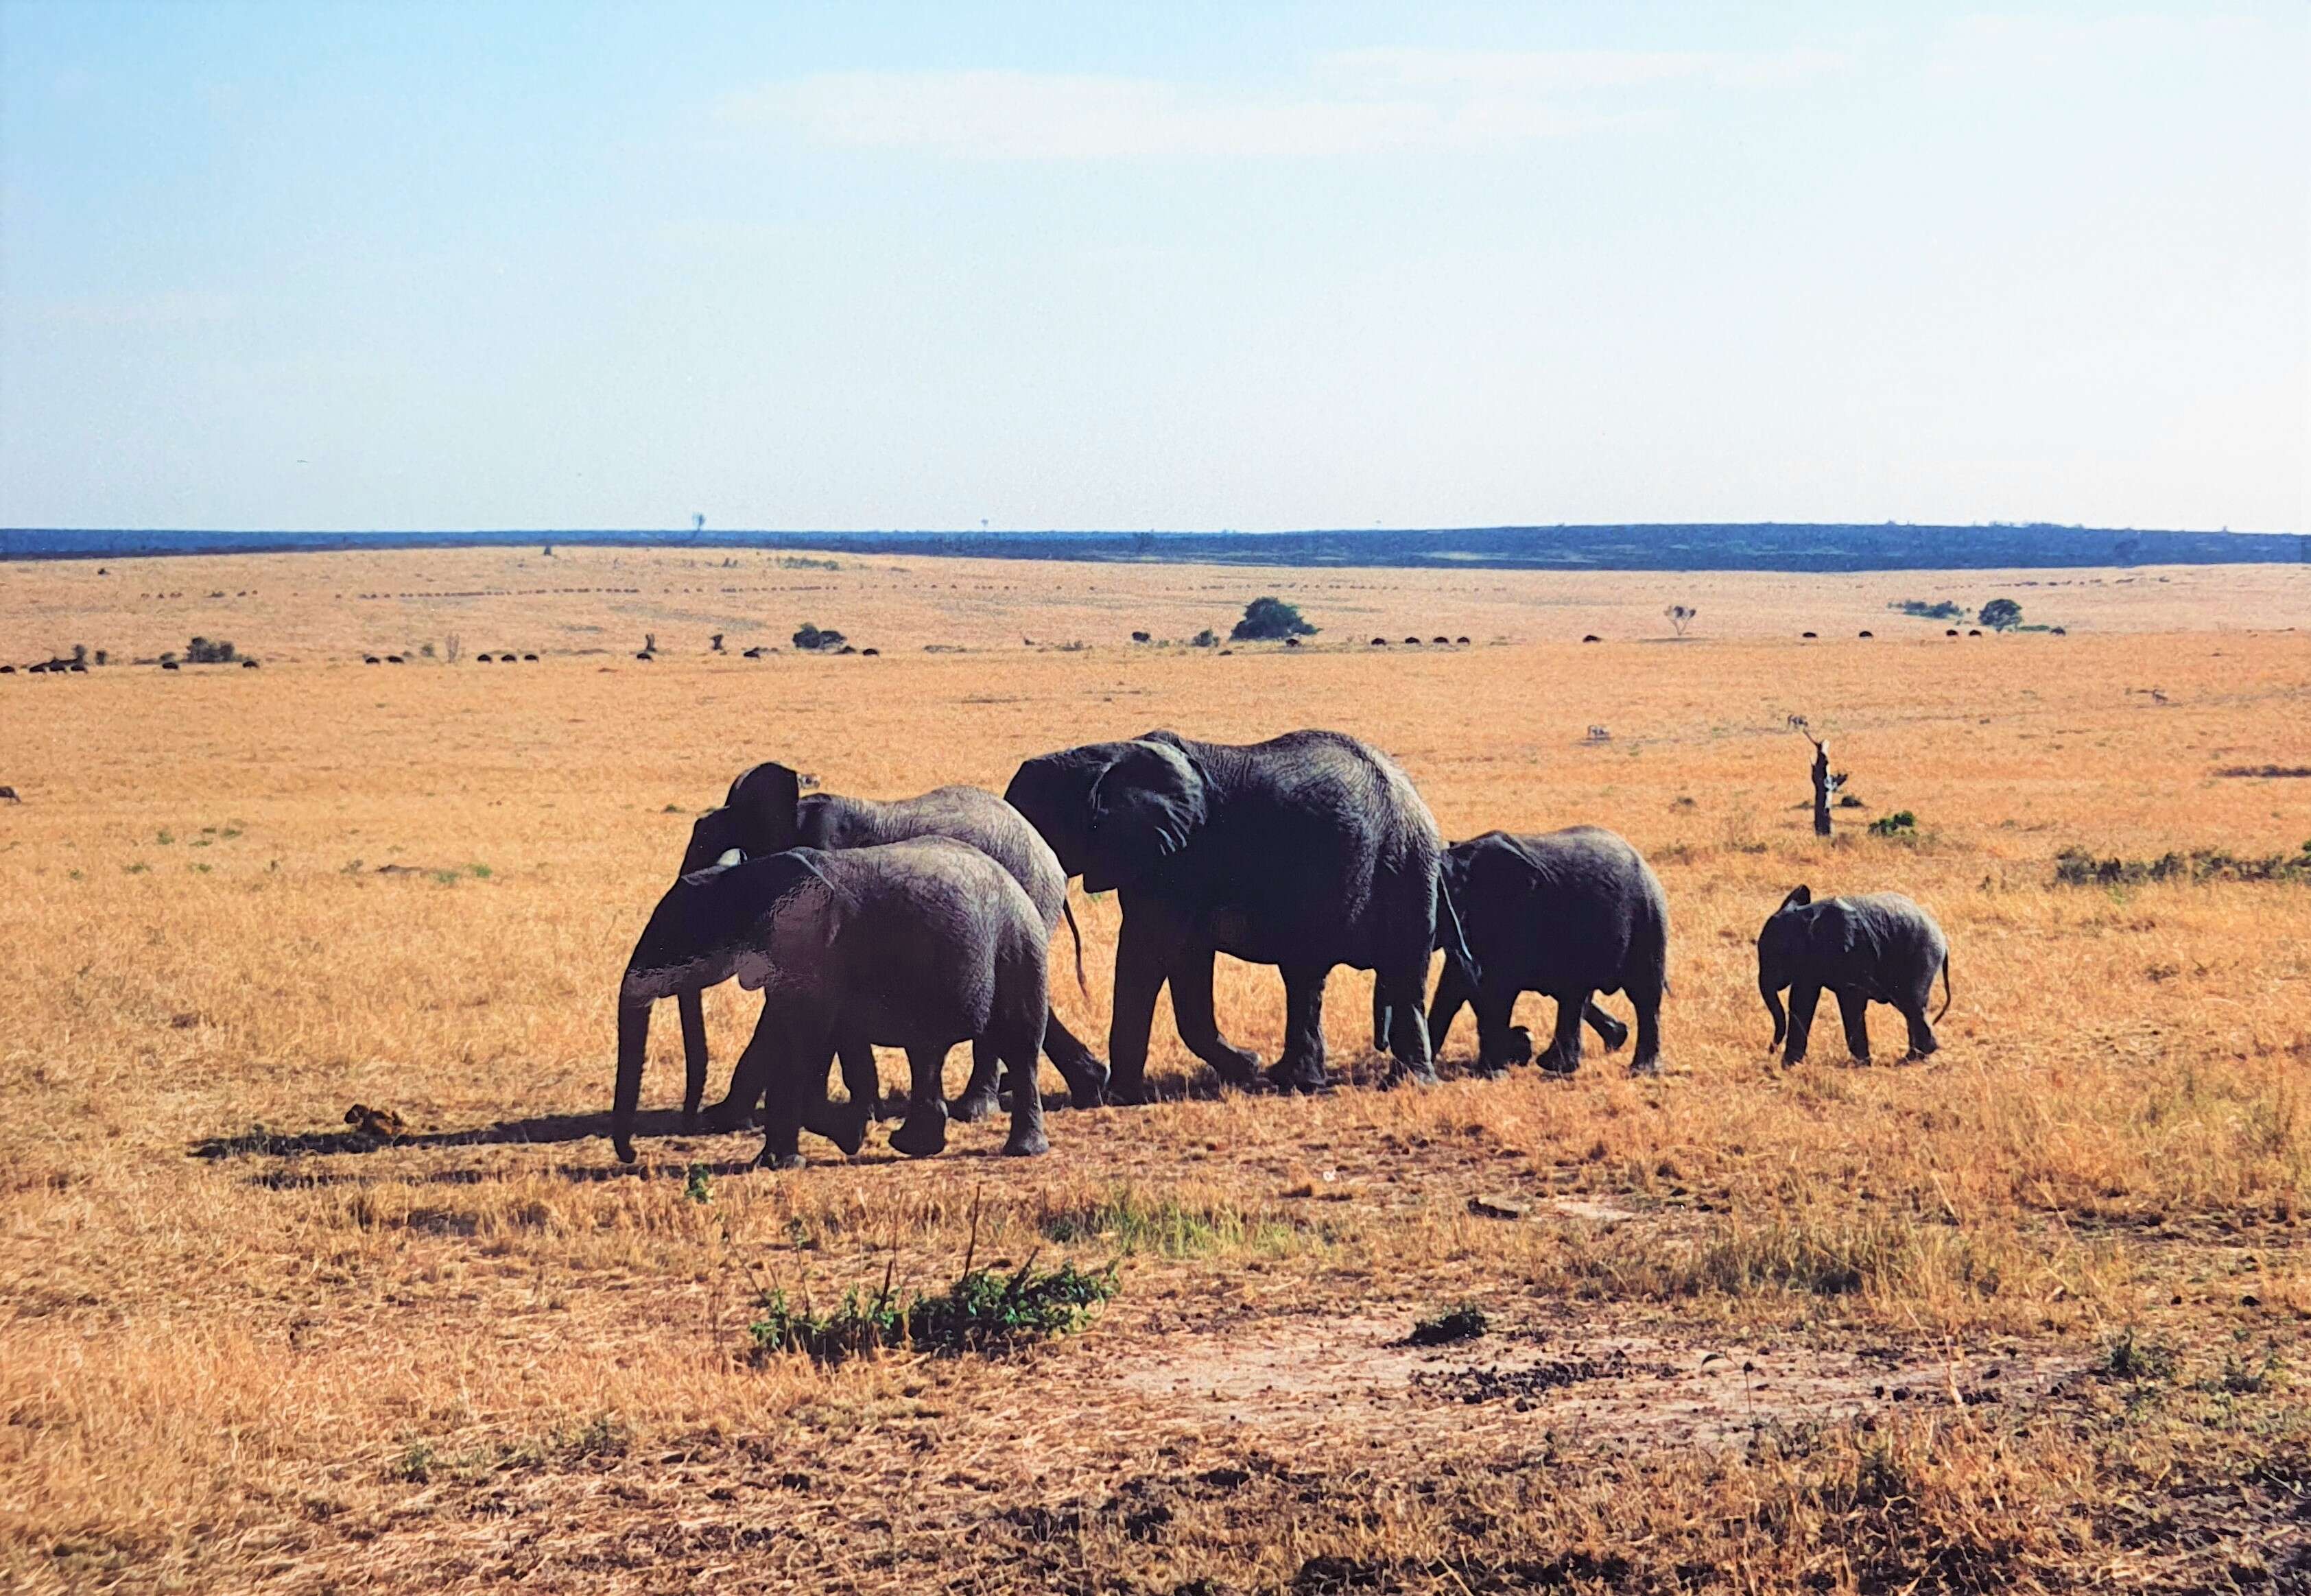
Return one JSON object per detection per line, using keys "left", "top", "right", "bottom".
{"left": 2, "top": 547, "right": 2308, "bottom": 1593}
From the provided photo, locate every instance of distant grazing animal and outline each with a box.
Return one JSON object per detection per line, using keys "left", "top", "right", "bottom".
{"left": 240, "top": 659, "right": 259, "bottom": 669}
{"left": 675, "top": 763, "right": 1106, "bottom": 1126}
{"left": 1586, "top": 726, "right": 1611, "bottom": 741}
{"left": 0, "top": 786, "right": 19, "bottom": 802}
{"left": 1131, "top": 631, "right": 1152, "bottom": 643}
{"left": 476, "top": 654, "right": 493, "bottom": 663}
{"left": 613, "top": 839, "right": 1054, "bottom": 1168}
{"left": 1757, "top": 887, "right": 1949, "bottom": 1067}
{"left": 1432, "top": 636, "right": 1449, "bottom": 645}
{"left": 1945, "top": 629, "right": 1959, "bottom": 637}
{"left": 861, "top": 648, "right": 880, "bottom": 656}
{"left": 1284, "top": 636, "right": 1303, "bottom": 648}
{"left": 161, "top": 660, "right": 180, "bottom": 671}
{"left": 1858, "top": 630, "right": 1873, "bottom": 638}
{"left": 742, "top": 647, "right": 763, "bottom": 658}
{"left": 1404, "top": 636, "right": 1422, "bottom": 645}
{"left": 386, "top": 655, "right": 405, "bottom": 664}
{"left": 636, "top": 651, "right": 653, "bottom": 660}
{"left": 0, "top": 665, "right": 14, "bottom": 674}
{"left": 1456, "top": 636, "right": 1470, "bottom": 644}
{"left": 1427, "top": 828, "right": 1668, "bottom": 1077}
{"left": 363, "top": 656, "right": 381, "bottom": 665}
{"left": 1581, "top": 634, "right": 1601, "bottom": 643}
{"left": 523, "top": 652, "right": 539, "bottom": 660}
{"left": 1005, "top": 729, "right": 1473, "bottom": 1099}
{"left": 1802, "top": 631, "right": 1817, "bottom": 639}
{"left": 1967, "top": 628, "right": 1982, "bottom": 636}
{"left": 1371, "top": 637, "right": 1388, "bottom": 646}
{"left": 2050, "top": 627, "right": 2067, "bottom": 636}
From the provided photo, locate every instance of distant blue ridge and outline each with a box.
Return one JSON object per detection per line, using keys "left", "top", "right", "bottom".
{"left": 2, "top": 524, "right": 2301, "bottom": 571}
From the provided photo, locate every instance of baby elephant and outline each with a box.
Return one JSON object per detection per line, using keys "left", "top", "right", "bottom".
{"left": 1425, "top": 826, "right": 1668, "bottom": 1076}
{"left": 612, "top": 837, "right": 1051, "bottom": 1168}
{"left": 1757, "top": 886, "right": 1950, "bottom": 1065}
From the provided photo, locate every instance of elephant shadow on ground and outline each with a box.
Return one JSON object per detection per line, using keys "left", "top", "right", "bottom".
{"left": 193, "top": 1106, "right": 698, "bottom": 1162}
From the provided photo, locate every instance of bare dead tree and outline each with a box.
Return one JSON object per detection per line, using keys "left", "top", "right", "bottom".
{"left": 1663, "top": 603, "right": 1696, "bottom": 638}
{"left": 1789, "top": 716, "right": 1846, "bottom": 837}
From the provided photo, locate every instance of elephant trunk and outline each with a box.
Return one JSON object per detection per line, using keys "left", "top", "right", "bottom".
{"left": 613, "top": 996, "right": 652, "bottom": 1163}
{"left": 1762, "top": 978, "right": 1787, "bottom": 1050}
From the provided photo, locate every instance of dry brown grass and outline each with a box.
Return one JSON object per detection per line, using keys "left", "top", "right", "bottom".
{"left": 2, "top": 548, "right": 2307, "bottom": 1592}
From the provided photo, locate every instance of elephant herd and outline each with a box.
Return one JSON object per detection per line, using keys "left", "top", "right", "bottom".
{"left": 611, "top": 728, "right": 1953, "bottom": 1169}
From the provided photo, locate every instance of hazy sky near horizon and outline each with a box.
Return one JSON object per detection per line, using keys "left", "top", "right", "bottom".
{"left": 1, "top": 3, "right": 2303, "bottom": 534}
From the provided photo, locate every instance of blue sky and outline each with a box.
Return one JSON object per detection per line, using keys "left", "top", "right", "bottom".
{"left": 1, "top": 3, "right": 2303, "bottom": 532}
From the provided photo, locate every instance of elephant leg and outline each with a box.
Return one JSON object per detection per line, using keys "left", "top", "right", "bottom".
{"left": 1783, "top": 984, "right": 1821, "bottom": 1065}
{"left": 1836, "top": 988, "right": 1873, "bottom": 1064}
{"left": 1170, "top": 943, "right": 1264, "bottom": 1090}
{"left": 1539, "top": 990, "right": 1591, "bottom": 1075}
{"left": 708, "top": 1001, "right": 779, "bottom": 1132}
{"left": 1583, "top": 1000, "right": 1630, "bottom": 1053}
{"left": 952, "top": 1036, "right": 1002, "bottom": 1124}
{"left": 1265, "top": 963, "right": 1333, "bottom": 1094}
{"left": 678, "top": 988, "right": 711, "bottom": 1128}
{"left": 1379, "top": 959, "right": 1438, "bottom": 1085}
{"left": 888, "top": 1043, "right": 951, "bottom": 1158}
{"left": 1040, "top": 1010, "right": 1110, "bottom": 1109}
{"left": 1628, "top": 984, "right": 1664, "bottom": 1076}
{"left": 797, "top": 1036, "right": 872, "bottom": 1156}
{"left": 1900, "top": 1003, "right": 1939, "bottom": 1060}
{"left": 755, "top": 1032, "right": 809, "bottom": 1171}
{"left": 1470, "top": 974, "right": 1526, "bottom": 1075}
{"left": 1427, "top": 955, "right": 1474, "bottom": 1062}
{"left": 1002, "top": 1023, "right": 1050, "bottom": 1158}
{"left": 1104, "top": 913, "right": 1173, "bottom": 1105}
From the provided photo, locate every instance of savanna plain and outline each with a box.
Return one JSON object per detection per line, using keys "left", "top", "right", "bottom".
{"left": 3, "top": 547, "right": 2309, "bottom": 1594}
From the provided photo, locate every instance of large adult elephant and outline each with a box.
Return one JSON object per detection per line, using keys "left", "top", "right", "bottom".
{"left": 1425, "top": 826, "right": 1668, "bottom": 1077}
{"left": 671, "top": 762, "right": 1107, "bottom": 1126}
{"left": 1004, "top": 728, "right": 1473, "bottom": 1099}
{"left": 1757, "top": 886, "right": 1951, "bottom": 1065}
{"left": 614, "top": 838, "right": 1051, "bottom": 1167}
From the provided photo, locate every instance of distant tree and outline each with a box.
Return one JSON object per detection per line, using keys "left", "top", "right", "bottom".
{"left": 185, "top": 636, "right": 237, "bottom": 664}
{"left": 70, "top": 644, "right": 86, "bottom": 665}
{"left": 1189, "top": 628, "right": 1219, "bottom": 648}
{"left": 442, "top": 634, "right": 463, "bottom": 664}
{"left": 793, "top": 623, "right": 846, "bottom": 651}
{"left": 709, "top": 633, "right": 725, "bottom": 653}
{"left": 1664, "top": 604, "right": 1697, "bottom": 638}
{"left": 543, "top": 544, "right": 554, "bottom": 557}
{"left": 691, "top": 513, "right": 705, "bottom": 533}
{"left": 1230, "top": 596, "right": 1317, "bottom": 642}
{"left": 1979, "top": 597, "right": 2023, "bottom": 631}
{"left": 641, "top": 632, "right": 658, "bottom": 655}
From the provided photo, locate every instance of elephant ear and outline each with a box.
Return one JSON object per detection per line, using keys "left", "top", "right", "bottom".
{"left": 722, "top": 761, "right": 803, "bottom": 855}
{"left": 1082, "top": 739, "right": 1207, "bottom": 892}
{"left": 678, "top": 807, "right": 749, "bottom": 878}
{"left": 1778, "top": 884, "right": 1813, "bottom": 913}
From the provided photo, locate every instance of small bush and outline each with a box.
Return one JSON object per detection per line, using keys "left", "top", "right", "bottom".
{"left": 747, "top": 1257, "right": 1116, "bottom": 1364}
{"left": 185, "top": 636, "right": 237, "bottom": 664}
{"left": 1869, "top": 811, "right": 1917, "bottom": 837}
{"left": 2101, "top": 1326, "right": 2178, "bottom": 1383}
{"left": 1407, "top": 1305, "right": 1488, "bottom": 1346}
{"left": 1890, "top": 599, "right": 1965, "bottom": 620}
{"left": 1189, "top": 628, "right": 1218, "bottom": 648}
{"left": 792, "top": 623, "right": 846, "bottom": 651}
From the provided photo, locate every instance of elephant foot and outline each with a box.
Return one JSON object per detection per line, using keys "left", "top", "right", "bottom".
{"left": 804, "top": 1099, "right": 870, "bottom": 1158}
{"left": 1469, "top": 1058, "right": 1511, "bottom": 1080}
{"left": 757, "top": 1150, "right": 807, "bottom": 1171}
{"left": 1593, "top": 1016, "right": 1630, "bottom": 1052}
{"left": 700, "top": 1097, "right": 756, "bottom": 1134}
{"left": 1628, "top": 1057, "right": 1663, "bottom": 1077}
{"left": 1208, "top": 1049, "right": 1264, "bottom": 1091}
{"left": 1002, "top": 1126, "right": 1050, "bottom": 1157}
{"left": 888, "top": 1105, "right": 949, "bottom": 1159}
{"left": 1104, "top": 1074, "right": 1157, "bottom": 1107}
{"left": 1781, "top": 1051, "right": 1806, "bottom": 1069}
{"left": 950, "top": 1083, "right": 1002, "bottom": 1124}
{"left": 1059, "top": 1059, "right": 1111, "bottom": 1110}
{"left": 1537, "top": 1052, "right": 1580, "bottom": 1077}
{"left": 1265, "top": 1058, "right": 1329, "bottom": 1095}
{"left": 1384, "top": 1062, "right": 1441, "bottom": 1088}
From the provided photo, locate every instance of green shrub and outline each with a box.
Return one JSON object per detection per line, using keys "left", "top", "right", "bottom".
{"left": 747, "top": 1256, "right": 1116, "bottom": 1364}
{"left": 1868, "top": 811, "right": 1917, "bottom": 837}
{"left": 1229, "top": 597, "right": 1317, "bottom": 641}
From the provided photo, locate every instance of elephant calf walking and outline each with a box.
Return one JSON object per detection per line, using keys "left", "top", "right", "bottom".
{"left": 613, "top": 837, "right": 1052, "bottom": 1167}
{"left": 1425, "top": 827, "right": 1668, "bottom": 1077}
{"left": 1757, "top": 886, "right": 1951, "bottom": 1065}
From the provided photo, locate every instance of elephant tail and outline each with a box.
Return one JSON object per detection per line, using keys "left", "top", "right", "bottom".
{"left": 1436, "top": 873, "right": 1480, "bottom": 990}
{"left": 1934, "top": 953, "right": 1952, "bottom": 1023}
{"left": 1063, "top": 895, "right": 1089, "bottom": 995}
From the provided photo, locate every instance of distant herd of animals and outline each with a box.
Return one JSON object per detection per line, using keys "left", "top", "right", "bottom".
{"left": 613, "top": 729, "right": 1952, "bottom": 1169}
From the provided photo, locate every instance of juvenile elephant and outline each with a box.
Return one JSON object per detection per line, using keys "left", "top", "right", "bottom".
{"left": 1758, "top": 886, "right": 1951, "bottom": 1065}
{"left": 673, "top": 761, "right": 1106, "bottom": 1126}
{"left": 1004, "top": 728, "right": 1473, "bottom": 1099}
{"left": 613, "top": 837, "right": 1051, "bottom": 1167}
{"left": 1425, "top": 827, "right": 1668, "bottom": 1076}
